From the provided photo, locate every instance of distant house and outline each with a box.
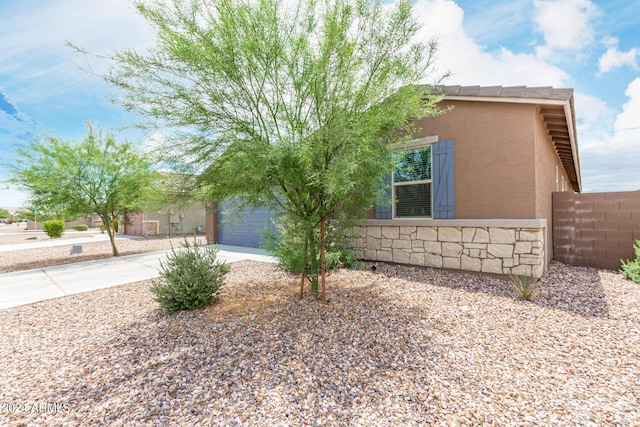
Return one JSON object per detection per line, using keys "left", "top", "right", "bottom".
{"left": 124, "top": 205, "right": 207, "bottom": 238}
{"left": 208, "top": 85, "right": 581, "bottom": 278}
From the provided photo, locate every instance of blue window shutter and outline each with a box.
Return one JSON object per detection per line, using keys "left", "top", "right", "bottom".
{"left": 432, "top": 139, "right": 455, "bottom": 219}
{"left": 375, "top": 173, "right": 392, "bottom": 219}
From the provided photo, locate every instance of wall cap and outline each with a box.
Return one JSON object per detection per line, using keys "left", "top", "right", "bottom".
{"left": 362, "top": 218, "right": 547, "bottom": 228}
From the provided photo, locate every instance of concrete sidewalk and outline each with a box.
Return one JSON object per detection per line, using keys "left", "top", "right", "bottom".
{"left": 0, "top": 233, "right": 123, "bottom": 253}
{"left": 0, "top": 245, "right": 275, "bottom": 310}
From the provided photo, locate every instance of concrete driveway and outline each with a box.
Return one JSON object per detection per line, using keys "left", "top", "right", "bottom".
{"left": 0, "top": 244, "right": 275, "bottom": 310}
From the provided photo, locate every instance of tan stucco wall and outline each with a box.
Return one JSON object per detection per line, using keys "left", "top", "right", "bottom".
{"left": 415, "top": 101, "right": 538, "bottom": 219}
{"left": 145, "top": 204, "right": 206, "bottom": 236}
{"left": 533, "top": 106, "right": 571, "bottom": 264}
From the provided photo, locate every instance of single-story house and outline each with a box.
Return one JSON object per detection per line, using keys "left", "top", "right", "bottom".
{"left": 208, "top": 85, "right": 582, "bottom": 278}
{"left": 354, "top": 85, "right": 580, "bottom": 278}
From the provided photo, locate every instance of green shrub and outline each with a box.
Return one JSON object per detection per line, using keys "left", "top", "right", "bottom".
{"left": 43, "top": 220, "right": 65, "bottom": 238}
{"left": 99, "top": 219, "right": 118, "bottom": 234}
{"left": 262, "top": 217, "right": 358, "bottom": 274}
{"left": 620, "top": 240, "right": 640, "bottom": 284}
{"left": 510, "top": 275, "right": 539, "bottom": 301}
{"left": 73, "top": 224, "right": 88, "bottom": 231}
{"left": 150, "top": 239, "right": 229, "bottom": 314}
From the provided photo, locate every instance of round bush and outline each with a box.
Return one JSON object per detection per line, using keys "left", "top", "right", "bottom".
{"left": 150, "top": 239, "right": 229, "bottom": 314}
{"left": 43, "top": 220, "right": 65, "bottom": 238}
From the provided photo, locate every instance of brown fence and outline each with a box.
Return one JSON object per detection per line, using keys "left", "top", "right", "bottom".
{"left": 553, "top": 190, "right": 640, "bottom": 270}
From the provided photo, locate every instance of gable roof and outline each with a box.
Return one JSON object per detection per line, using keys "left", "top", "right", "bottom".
{"left": 430, "top": 85, "right": 581, "bottom": 192}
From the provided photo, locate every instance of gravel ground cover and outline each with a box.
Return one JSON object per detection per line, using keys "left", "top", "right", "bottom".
{"left": 1, "top": 258, "right": 639, "bottom": 426}
{"left": 0, "top": 233, "right": 206, "bottom": 273}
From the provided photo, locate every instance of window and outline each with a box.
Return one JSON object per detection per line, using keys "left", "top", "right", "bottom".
{"left": 393, "top": 145, "right": 432, "bottom": 218}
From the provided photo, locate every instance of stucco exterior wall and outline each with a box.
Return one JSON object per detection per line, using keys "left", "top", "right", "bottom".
{"left": 533, "top": 106, "right": 572, "bottom": 265}
{"left": 415, "top": 101, "right": 538, "bottom": 219}
{"left": 124, "top": 213, "right": 145, "bottom": 236}
{"left": 141, "top": 205, "right": 206, "bottom": 236}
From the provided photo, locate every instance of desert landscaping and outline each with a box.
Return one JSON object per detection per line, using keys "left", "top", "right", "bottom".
{"left": 1, "top": 230, "right": 639, "bottom": 425}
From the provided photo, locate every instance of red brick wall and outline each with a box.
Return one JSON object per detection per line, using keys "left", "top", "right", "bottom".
{"left": 553, "top": 190, "right": 640, "bottom": 270}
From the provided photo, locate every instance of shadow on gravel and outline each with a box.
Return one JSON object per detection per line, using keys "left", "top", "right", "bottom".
{"left": 369, "top": 260, "right": 610, "bottom": 319}
{"left": 29, "top": 274, "right": 446, "bottom": 425}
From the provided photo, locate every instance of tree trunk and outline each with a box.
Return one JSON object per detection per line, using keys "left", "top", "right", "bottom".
{"left": 320, "top": 216, "right": 326, "bottom": 304}
{"left": 299, "top": 234, "right": 308, "bottom": 300}
{"left": 103, "top": 216, "right": 119, "bottom": 257}
{"left": 308, "top": 226, "right": 319, "bottom": 298}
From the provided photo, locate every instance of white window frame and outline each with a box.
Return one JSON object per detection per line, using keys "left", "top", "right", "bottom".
{"left": 391, "top": 136, "right": 438, "bottom": 219}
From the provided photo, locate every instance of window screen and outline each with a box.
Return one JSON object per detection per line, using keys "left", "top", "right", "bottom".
{"left": 393, "top": 145, "right": 432, "bottom": 218}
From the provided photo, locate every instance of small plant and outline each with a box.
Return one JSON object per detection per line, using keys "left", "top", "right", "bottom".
{"left": 620, "top": 239, "right": 640, "bottom": 284}
{"left": 26, "top": 236, "right": 38, "bottom": 240}
{"left": 510, "top": 275, "right": 539, "bottom": 301}
{"left": 348, "top": 260, "right": 370, "bottom": 271}
{"left": 73, "top": 224, "right": 88, "bottom": 231}
{"left": 150, "top": 239, "right": 229, "bottom": 314}
{"left": 43, "top": 220, "right": 65, "bottom": 238}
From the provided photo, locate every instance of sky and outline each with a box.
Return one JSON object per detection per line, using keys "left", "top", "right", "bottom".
{"left": 1, "top": 0, "right": 639, "bottom": 209}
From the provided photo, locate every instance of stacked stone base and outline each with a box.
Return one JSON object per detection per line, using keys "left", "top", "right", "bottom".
{"left": 348, "top": 219, "right": 547, "bottom": 278}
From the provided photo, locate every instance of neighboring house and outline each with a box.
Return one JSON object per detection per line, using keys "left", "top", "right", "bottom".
{"left": 211, "top": 85, "right": 581, "bottom": 278}
{"left": 125, "top": 205, "right": 207, "bottom": 237}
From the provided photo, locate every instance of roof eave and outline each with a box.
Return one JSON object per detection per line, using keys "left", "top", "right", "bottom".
{"left": 440, "top": 93, "right": 582, "bottom": 192}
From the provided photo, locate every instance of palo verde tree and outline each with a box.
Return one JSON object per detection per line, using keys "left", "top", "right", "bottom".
{"left": 10, "top": 124, "right": 156, "bottom": 256}
{"left": 86, "top": 0, "right": 447, "bottom": 301}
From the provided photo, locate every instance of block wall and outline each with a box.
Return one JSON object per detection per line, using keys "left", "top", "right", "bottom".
{"left": 553, "top": 190, "right": 640, "bottom": 270}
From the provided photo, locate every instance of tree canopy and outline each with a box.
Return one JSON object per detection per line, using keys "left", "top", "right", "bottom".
{"left": 92, "top": 0, "right": 448, "bottom": 299}
{"left": 9, "top": 124, "right": 156, "bottom": 256}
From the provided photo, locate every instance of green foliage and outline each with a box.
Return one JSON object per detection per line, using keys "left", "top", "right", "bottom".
{"left": 263, "top": 216, "right": 358, "bottom": 275}
{"left": 620, "top": 240, "right": 640, "bottom": 284}
{"left": 0, "top": 208, "right": 10, "bottom": 219}
{"left": 87, "top": 0, "right": 448, "bottom": 299}
{"left": 26, "top": 236, "right": 38, "bottom": 240}
{"left": 73, "top": 224, "right": 89, "bottom": 231}
{"left": 9, "top": 124, "right": 156, "bottom": 256}
{"left": 262, "top": 220, "right": 306, "bottom": 274}
{"left": 510, "top": 275, "right": 540, "bottom": 301}
{"left": 150, "top": 239, "right": 230, "bottom": 314}
{"left": 43, "top": 220, "right": 65, "bottom": 238}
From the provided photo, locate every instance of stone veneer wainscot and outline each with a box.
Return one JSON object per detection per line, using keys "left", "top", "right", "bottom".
{"left": 348, "top": 219, "right": 547, "bottom": 278}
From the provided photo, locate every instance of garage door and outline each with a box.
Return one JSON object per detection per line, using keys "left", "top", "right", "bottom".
{"left": 218, "top": 200, "right": 277, "bottom": 247}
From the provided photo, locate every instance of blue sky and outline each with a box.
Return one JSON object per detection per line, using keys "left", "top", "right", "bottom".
{"left": 1, "top": 0, "right": 639, "bottom": 209}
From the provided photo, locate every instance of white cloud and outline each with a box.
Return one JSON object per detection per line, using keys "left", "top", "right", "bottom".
{"left": 0, "top": 0, "right": 155, "bottom": 103}
{"left": 577, "top": 79, "right": 640, "bottom": 192}
{"left": 141, "top": 132, "right": 168, "bottom": 154}
{"left": 0, "top": 187, "right": 29, "bottom": 209}
{"left": 598, "top": 44, "right": 639, "bottom": 74}
{"left": 413, "top": 0, "right": 570, "bottom": 87}
{"left": 575, "top": 92, "right": 616, "bottom": 149}
{"left": 533, "top": 0, "right": 599, "bottom": 60}
{"left": 615, "top": 78, "right": 640, "bottom": 139}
